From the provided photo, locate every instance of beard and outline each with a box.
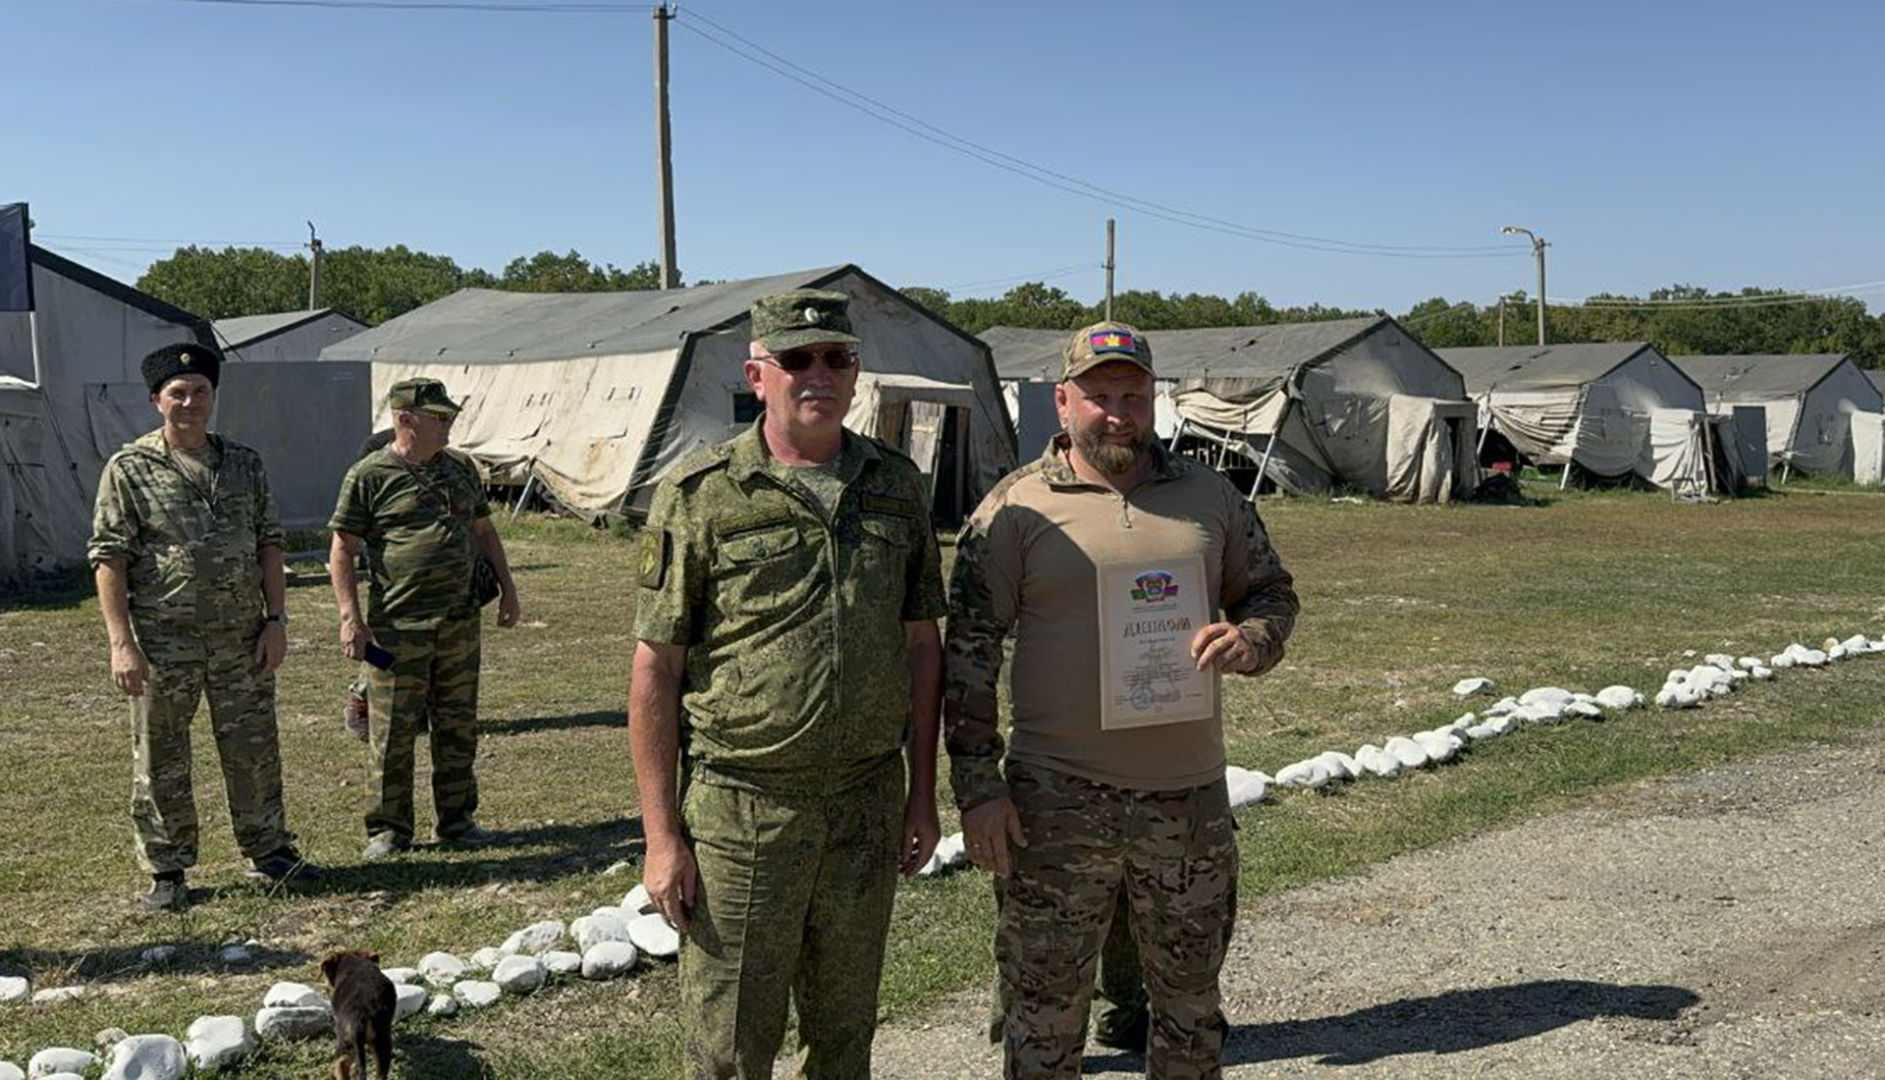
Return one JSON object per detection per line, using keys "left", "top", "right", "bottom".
{"left": 1070, "top": 420, "right": 1151, "bottom": 475}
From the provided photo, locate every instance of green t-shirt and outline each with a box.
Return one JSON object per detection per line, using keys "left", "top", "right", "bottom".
{"left": 329, "top": 448, "right": 490, "bottom": 630}
{"left": 771, "top": 457, "right": 850, "bottom": 520}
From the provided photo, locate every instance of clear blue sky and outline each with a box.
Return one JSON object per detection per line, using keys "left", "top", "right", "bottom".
{"left": 13, "top": 0, "right": 1884, "bottom": 312}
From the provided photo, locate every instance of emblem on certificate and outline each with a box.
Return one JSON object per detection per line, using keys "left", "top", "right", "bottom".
{"left": 1096, "top": 554, "right": 1217, "bottom": 729}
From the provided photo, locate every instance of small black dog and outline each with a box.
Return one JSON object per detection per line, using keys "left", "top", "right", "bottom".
{"left": 321, "top": 949, "right": 396, "bottom": 1080}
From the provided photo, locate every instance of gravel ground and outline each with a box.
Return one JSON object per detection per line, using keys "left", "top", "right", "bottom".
{"left": 859, "top": 737, "right": 1885, "bottom": 1078}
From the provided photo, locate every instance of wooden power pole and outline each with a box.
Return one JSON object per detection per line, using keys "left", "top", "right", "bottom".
{"left": 1103, "top": 218, "right": 1115, "bottom": 321}
{"left": 306, "top": 221, "right": 323, "bottom": 310}
{"left": 653, "top": 5, "right": 679, "bottom": 290}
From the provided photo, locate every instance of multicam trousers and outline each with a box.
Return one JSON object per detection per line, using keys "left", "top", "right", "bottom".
{"left": 679, "top": 755, "right": 904, "bottom": 1079}
{"left": 364, "top": 615, "right": 480, "bottom": 842}
{"left": 996, "top": 762, "right": 1237, "bottom": 1080}
{"left": 131, "top": 624, "right": 293, "bottom": 874}
{"left": 987, "top": 886, "right": 1146, "bottom": 1047}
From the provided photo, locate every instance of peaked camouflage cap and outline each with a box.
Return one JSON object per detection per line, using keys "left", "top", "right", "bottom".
{"left": 1063, "top": 320, "right": 1154, "bottom": 380}
{"left": 386, "top": 377, "right": 462, "bottom": 415}
{"left": 749, "top": 289, "right": 862, "bottom": 352}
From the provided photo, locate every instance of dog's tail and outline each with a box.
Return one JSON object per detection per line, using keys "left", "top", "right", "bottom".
{"left": 357, "top": 1036, "right": 370, "bottom": 1080}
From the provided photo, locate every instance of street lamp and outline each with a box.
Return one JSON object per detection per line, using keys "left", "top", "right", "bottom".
{"left": 1500, "top": 225, "right": 1548, "bottom": 346}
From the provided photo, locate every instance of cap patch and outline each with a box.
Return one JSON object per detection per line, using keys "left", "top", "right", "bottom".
{"left": 1089, "top": 330, "right": 1138, "bottom": 355}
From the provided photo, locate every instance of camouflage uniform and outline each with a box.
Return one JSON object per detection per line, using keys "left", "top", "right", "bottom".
{"left": 329, "top": 446, "right": 489, "bottom": 844}
{"left": 945, "top": 428, "right": 1298, "bottom": 1080}
{"left": 987, "top": 885, "right": 1144, "bottom": 1048}
{"left": 634, "top": 421, "right": 946, "bottom": 1079}
{"left": 88, "top": 430, "right": 294, "bottom": 875}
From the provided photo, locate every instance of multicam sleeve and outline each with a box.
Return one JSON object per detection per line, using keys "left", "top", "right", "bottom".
{"left": 630, "top": 479, "right": 704, "bottom": 646}
{"left": 253, "top": 454, "right": 285, "bottom": 550}
{"left": 1221, "top": 497, "right": 1300, "bottom": 678}
{"left": 87, "top": 457, "right": 138, "bottom": 567}
{"left": 942, "top": 503, "right": 1019, "bottom": 812}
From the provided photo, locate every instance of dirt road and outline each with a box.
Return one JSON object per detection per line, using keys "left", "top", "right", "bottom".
{"left": 865, "top": 738, "right": 1885, "bottom": 1077}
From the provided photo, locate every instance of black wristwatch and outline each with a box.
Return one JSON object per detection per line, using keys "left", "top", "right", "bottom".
{"left": 265, "top": 612, "right": 289, "bottom": 627}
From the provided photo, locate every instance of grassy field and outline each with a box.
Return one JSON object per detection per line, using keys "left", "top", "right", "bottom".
{"left": 3, "top": 483, "right": 1884, "bottom": 1075}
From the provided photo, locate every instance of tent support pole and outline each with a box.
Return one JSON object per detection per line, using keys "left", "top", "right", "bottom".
{"left": 1559, "top": 461, "right": 1573, "bottom": 490}
{"left": 1169, "top": 417, "right": 1186, "bottom": 451}
{"left": 1253, "top": 399, "right": 1288, "bottom": 500}
{"left": 1475, "top": 394, "right": 1493, "bottom": 454}
{"left": 27, "top": 310, "right": 43, "bottom": 387}
{"left": 511, "top": 472, "right": 537, "bottom": 522}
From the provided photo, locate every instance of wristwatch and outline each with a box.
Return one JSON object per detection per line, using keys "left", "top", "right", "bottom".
{"left": 265, "top": 612, "right": 290, "bottom": 627}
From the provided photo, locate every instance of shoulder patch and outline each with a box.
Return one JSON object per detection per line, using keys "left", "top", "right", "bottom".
{"left": 638, "top": 528, "right": 671, "bottom": 589}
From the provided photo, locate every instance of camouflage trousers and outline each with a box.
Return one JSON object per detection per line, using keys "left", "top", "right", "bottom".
{"left": 986, "top": 885, "right": 1145, "bottom": 1047}
{"left": 996, "top": 762, "right": 1237, "bottom": 1080}
{"left": 130, "top": 623, "right": 293, "bottom": 875}
{"left": 364, "top": 616, "right": 480, "bottom": 842}
{"left": 679, "top": 755, "right": 904, "bottom": 1079}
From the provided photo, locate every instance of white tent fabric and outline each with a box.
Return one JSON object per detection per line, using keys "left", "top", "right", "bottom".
{"left": 1851, "top": 412, "right": 1885, "bottom": 486}
{"left": 327, "top": 265, "right": 1016, "bottom": 520}
{"left": 1386, "top": 396, "right": 1478, "bottom": 503}
{"left": 1672, "top": 355, "right": 1884, "bottom": 479}
{"left": 1643, "top": 409, "right": 1713, "bottom": 496}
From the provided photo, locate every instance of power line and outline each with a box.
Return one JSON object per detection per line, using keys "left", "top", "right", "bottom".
{"left": 37, "top": 233, "right": 304, "bottom": 248}
{"left": 675, "top": 14, "right": 1523, "bottom": 261}
{"left": 936, "top": 262, "right": 1097, "bottom": 293}
{"left": 115, "top": 0, "right": 651, "bottom": 11}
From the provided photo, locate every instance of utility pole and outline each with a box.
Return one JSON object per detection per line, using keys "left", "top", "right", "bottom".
{"left": 1497, "top": 297, "right": 1505, "bottom": 347}
{"left": 653, "top": 4, "right": 679, "bottom": 290}
{"left": 1103, "top": 218, "right": 1115, "bottom": 321}
{"left": 306, "top": 221, "right": 323, "bottom": 310}
{"left": 1500, "top": 224, "right": 1548, "bottom": 345}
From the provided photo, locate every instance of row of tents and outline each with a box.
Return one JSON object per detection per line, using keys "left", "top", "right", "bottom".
{"left": 4, "top": 246, "right": 1882, "bottom": 582}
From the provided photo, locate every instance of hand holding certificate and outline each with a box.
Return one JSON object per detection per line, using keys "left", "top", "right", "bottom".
{"left": 1096, "top": 555, "right": 1218, "bottom": 730}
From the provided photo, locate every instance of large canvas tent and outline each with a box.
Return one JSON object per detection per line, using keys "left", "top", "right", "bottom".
{"left": 0, "top": 247, "right": 369, "bottom": 581}
{"left": 321, "top": 265, "right": 1016, "bottom": 520}
{"left": 985, "top": 317, "right": 1478, "bottom": 502}
{"left": 1671, "top": 354, "right": 1884, "bottom": 480}
{"left": 213, "top": 308, "right": 366, "bottom": 364}
{"left": 1439, "top": 343, "right": 1720, "bottom": 492}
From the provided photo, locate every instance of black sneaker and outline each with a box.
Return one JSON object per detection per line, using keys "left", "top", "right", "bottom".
{"left": 436, "top": 823, "right": 495, "bottom": 849}
{"left": 1092, "top": 1011, "right": 1149, "bottom": 1052}
{"left": 247, "top": 847, "right": 318, "bottom": 885}
{"left": 142, "top": 872, "right": 188, "bottom": 913}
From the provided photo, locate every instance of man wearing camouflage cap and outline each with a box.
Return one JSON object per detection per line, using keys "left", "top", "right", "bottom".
{"left": 90, "top": 341, "right": 315, "bottom": 912}
{"left": 630, "top": 288, "right": 946, "bottom": 1077}
{"left": 328, "top": 377, "right": 519, "bottom": 861}
{"left": 945, "top": 320, "right": 1299, "bottom": 1077}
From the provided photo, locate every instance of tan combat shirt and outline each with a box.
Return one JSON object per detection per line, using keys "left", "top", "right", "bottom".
{"left": 633, "top": 423, "right": 948, "bottom": 795}
{"left": 88, "top": 430, "right": 284, "bottom": 635}
{"left": 944, "top": 436, "right": 1299, "bottom": 811}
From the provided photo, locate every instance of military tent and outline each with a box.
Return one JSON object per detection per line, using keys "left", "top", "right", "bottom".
{"left": 1670, "top": 354, "right": 1884, "bottom": 480}
{"left": 0, "top": 247, "right": 369, "bottom": 581}
{"left": 213, "top": 308, "right": 367, "bottom": 363}
{"left": 1439, "top": 343, "right": 1719, "bottom": 492}
{"left": 984, "top": 317, "right": 1477, "bottom": 502}
{"left": 320, "top": 265, "right": 1016, "bottom": 521}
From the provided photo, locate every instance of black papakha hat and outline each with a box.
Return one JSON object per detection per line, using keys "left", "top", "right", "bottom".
{"left": 142, "top": 342, "right": 223, "bottom": 395}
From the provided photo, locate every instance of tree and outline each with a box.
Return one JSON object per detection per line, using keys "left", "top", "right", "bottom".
{"left": 499, "top": 250, "right": 668, "bottom": 292}
{"left": 137, "top": 246, "right": 307, "bottom": 322}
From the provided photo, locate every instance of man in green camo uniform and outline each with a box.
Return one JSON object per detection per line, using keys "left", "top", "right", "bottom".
{"left": 90, "top": 342, "right": 314, "bottom": 912}
{"left": 629, "top": 289, "right": 946, "bottom": 1079}
{"left": 328, "top": 378, "right": 519, "bottom": 860}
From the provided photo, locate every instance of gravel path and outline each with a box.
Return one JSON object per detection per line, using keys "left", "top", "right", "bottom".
{"left": 862, "top": 738, "right": 1885, "bottom": 1078}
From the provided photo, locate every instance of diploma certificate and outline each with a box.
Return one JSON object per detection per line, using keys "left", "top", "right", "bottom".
{"left": 1096, "top": 554, "right": 1217, "bottom": 730}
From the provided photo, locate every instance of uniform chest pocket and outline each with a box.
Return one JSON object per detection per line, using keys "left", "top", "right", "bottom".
{"left": 712, "top": 522, "right": 813, "bottom": 616}
{"left": 859, "top": 514, "right": 913, "bottom": 551}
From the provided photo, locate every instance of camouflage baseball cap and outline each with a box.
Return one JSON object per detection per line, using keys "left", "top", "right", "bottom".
{"left": 750, "top": 289, "right": 862, "bottom": 352}
{"left": 386, "top": 377, "right": 462, "bottom": 415}
{"left": 1063, "top": 320, "right": 1154, "bottom": 380}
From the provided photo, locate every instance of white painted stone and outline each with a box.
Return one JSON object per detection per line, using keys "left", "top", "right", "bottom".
{"left": 469, "top": 947, "right": 507, "bottom": 972}
{"left": 38, "top": 1073, "right": 82, "bottom": 1080}
{"left": 1353, "top": 745, "right": 1401, "bottom": 778}
{"left": 1801, "top": 649, "right": 1829, "bottom": 666}
{"left": 580, "top": 941, "right": 639, "bottom": 980}
{"left": 1594, "top": 686, "right": 1642, "bottom": 711}
{"left": 27, "top": 1049, "right": 94, "bottom": 1078}
{"left": 603, "top": 860, "right": 633, "bottom": 876}
{"left": 1656, "top": 687, "right": 1700, "bottom": 709}
{"left": 541, "top": 950, "right": 583, "bottom": 977}
{"left": 1727, "top": 668, "right": 1749, "bottom": 683}
{"left": 623, "top": 884, "right": 655, "bottom": 916}
{"left": 102, "top": 1034, "right": 185, "bottom": 1080}
{"left": 1830, "top": 644, "right": 1849, "bottom": 661}
{"left": 628, "top": 913, "right": 681, "bottom": 958}
{"left": 1312, "top": 751, "right": 1356, "bottom": 781}
{"left": 1451, "top": 677, "right": 1495, "bottom": 697}
{"left": 381, "top": 967, "right": 420, "bottom": 986}
{"left": 0, "top": 1063, "right": 20, "bottom": 1080}
{"left": 185, "top": 1015, "right": 252, "bottom": 1073}
{"left": 1463, "top": 722, "right": 1502, "bottom": 740}
{"left": 0, "top": 976, "right": 26, "bottom": 1002}
{"left": 1518, "top": 687, "right": 1574, "bottom": 707}
{"left": 1224, "top": 766, "right": 1267, "bottom": 808}
{"left": 452, "top": 980, "right": 502, "bottom": 1009}
{"left": 1841, "top": 634, "right": 1870, "bottom": 653}
{"left": 1412, "top": 731, "right": 1460, "bottom": 763}
{"left": 217, "top": 945, "right": 252, "bottom": 964}
{"left": 139, "top": 946, "right": 177, "bottom": 965}
{"left": 31, "top": 986, "right": 84, "bottom": 1005}
{"left": 1703, "top": 654, "right": 1736, "bottom": 672}
{"left": 917, "top": 832, "right": 968, "bottom": 877}
{"left": 501, "top": 920, "right": 566, "bottom": 957}
{"left": 1771, "top": 653, "right": 1796, "bottom": 669}
{"left": 1565, "top": 701, "right": 1604, "bottom": 719}
{"left": 590, "top": 906, "right": 627, "bottom": 923}
{"left": 572, "top": 913, "right": 631, "bottom": 952}
{"left": 1751, "top": 666, "right": 1775, "bottom": 681}
{"left": 1484, "top": 715, "right": 1517, "bottom": 735}
{"left": 393, "top": 984, "right": 428, "bottom": 1021}
{"left": 254, "top": 1006, "right": 331, "bottom": 1042}
{"left": 1274, "top": 760, "right": 1331, "bottom": 789}
{"left": 419, "top": 952, "right": 466, "bottom": 987}
{"left": 1482, "top": 696, "right": 1520, "bottom": 717}
{"left": 263, "top": 981, "right": 325, "bottom": 1010}
{"left": 493, "top": 955, "right": 546, "bottom": 995}
{"left": 1384, "top": 736, "right": 1430, "bottom": 769}
{"left": 426, "top": 995, "right": 459, "bottom": 1019}
{"left": 1736, "top": 657, "right": 1763, "bottom": 670}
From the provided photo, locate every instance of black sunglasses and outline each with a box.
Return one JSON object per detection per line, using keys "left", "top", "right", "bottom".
{"left": 764, "top": 346, "right": 859, "bottom": 372}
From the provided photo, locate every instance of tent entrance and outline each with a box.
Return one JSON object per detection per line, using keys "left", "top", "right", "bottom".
{"left": 870, "top": 399, "right": 971, "bottom": 522}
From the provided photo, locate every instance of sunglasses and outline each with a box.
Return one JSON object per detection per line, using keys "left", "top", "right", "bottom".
{"left": 762, "top": 346, "right": 859, "bottom": 372}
